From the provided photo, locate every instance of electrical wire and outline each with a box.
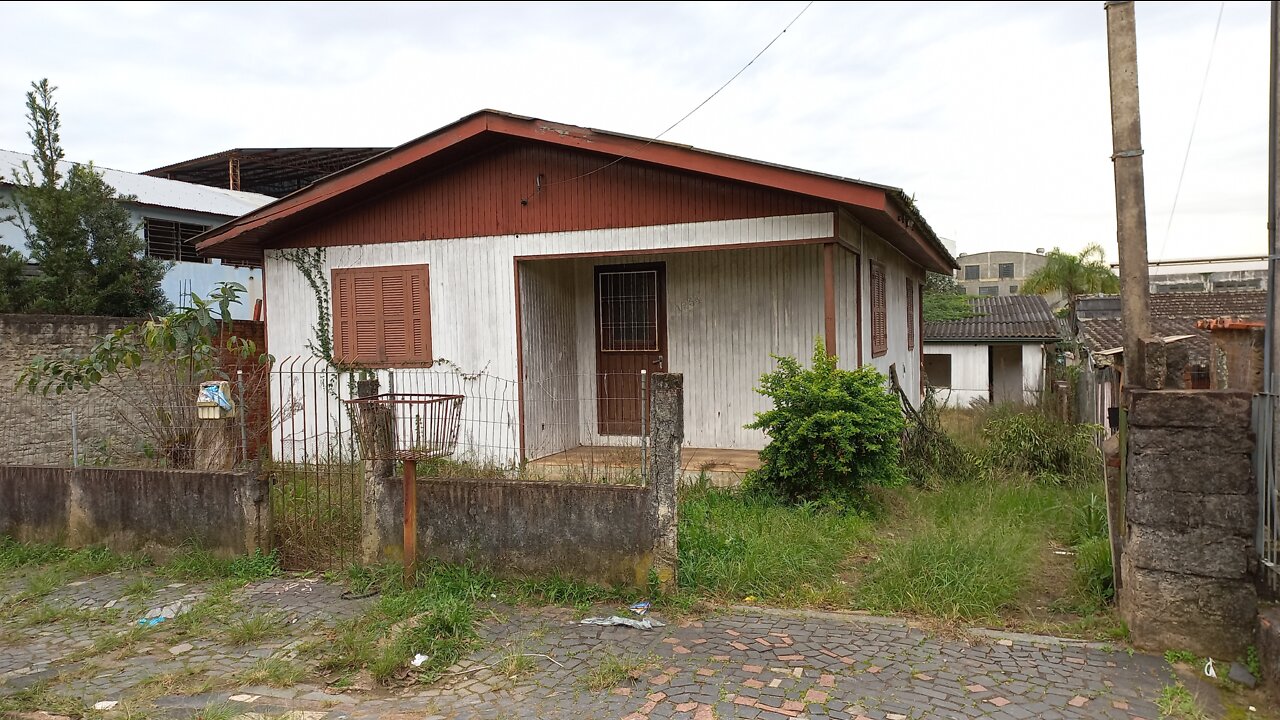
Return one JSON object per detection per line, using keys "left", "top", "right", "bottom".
{"left": 540, "top": 1, "right": 817, "bottom": 189}
{"left": 1158, "top": 0, "right": 1226, "bottom": 261}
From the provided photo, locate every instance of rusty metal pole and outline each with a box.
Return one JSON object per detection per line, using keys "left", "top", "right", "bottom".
{"left": 1105, "top": 0, "right": 1152, "bottom": 390}
{"left": 403, "top": 458, "right": 417, "bottom": 587}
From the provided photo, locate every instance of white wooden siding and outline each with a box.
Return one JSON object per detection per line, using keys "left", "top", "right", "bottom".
{"left": 265, "top": 213, "right": 835, "bottom": 458}
{"left": 1021, "top": 344, "right": 1046, "bottom": 403}
{"left": 519, "top": 261, "right": 579, "bottom": 459}
{"left": 560, "top": 245, "right": 823, "bottom": 451}
{"left": 923, "top": 343, "right": 989, "bottom": 408}
{"left": 837, "top": 213, "right": 926, "bottom": 401}
{"left": 923, "top": 342, "right": 1047, "bottom": 408}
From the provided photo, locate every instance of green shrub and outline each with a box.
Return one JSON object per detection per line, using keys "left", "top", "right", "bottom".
{"left": 982, "top": 408, "right": 1102, "bottom": 484}
{"left": 746, "top": 339, "right": 905, "bottom": 501}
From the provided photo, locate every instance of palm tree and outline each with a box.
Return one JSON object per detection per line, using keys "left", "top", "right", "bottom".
{"left": 1021, "top": 243, "right": 1120, "bottom": 323}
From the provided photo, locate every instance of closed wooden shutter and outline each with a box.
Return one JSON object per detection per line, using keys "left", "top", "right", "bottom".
{"left": 871, "top": 261, "right": 887, "bottom": 358}
{"left": 332, "top": 264, "right": 432, "bottom": 367}
{"left": 905, "top": 277, "right": 915, "bottom": 351}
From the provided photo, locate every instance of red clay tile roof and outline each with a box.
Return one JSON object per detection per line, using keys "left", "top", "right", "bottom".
{"left": 924, "top": 295, "right": 1060, "bottom": 342}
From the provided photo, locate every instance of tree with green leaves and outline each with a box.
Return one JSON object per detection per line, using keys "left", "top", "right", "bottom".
{"left": 1020, "top": 243, "right": 1119, "bottom": 320}
{"left": 5, "top": 79, "right": 169, "bottom": 316}
{"left": 922, "top": 271, "right": 974, "bottom": 322}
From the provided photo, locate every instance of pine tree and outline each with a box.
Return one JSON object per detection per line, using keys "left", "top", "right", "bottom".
{"left": 6, "top": 79, "right": 169, "bottom": 316}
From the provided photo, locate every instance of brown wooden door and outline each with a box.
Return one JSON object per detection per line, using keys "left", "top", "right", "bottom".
{"left": 595, "top": 262, "right": 667, "bottom": 436}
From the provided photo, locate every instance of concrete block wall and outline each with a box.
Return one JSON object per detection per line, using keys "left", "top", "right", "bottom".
{"left": 362, "top": 373, "right": 683, "bottom": 590}
{"left": 0, "top": 465, "right": 270, "bottom": 558}
{"left": 1120, "top": 389, "right": 1257, "bottom": 658}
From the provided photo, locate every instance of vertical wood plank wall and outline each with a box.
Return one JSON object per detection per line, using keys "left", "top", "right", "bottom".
{"left": 568, "top": 245, "right": 824, "bottom": 451}
{"left": 519, "top": 261, "right": 580, "bottom": 459}
{"left": 838, "top": 211, "right": 926, "bottom": 402}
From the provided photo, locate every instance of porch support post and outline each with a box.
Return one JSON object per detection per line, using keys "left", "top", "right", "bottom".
{"left": 823, "top": 242, "right": 837, "bottom": 357}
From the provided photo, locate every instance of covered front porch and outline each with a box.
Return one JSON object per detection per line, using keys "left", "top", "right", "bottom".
{"left": 516, "top": 241, "right": 857, "bottom": 476}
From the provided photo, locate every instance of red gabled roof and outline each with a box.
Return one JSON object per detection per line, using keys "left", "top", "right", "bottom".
{"left": 195, "top": 109, "right": 957, "bottom": 273}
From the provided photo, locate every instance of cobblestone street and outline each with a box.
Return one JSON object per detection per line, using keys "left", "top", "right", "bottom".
{"left": 0, "top": 569, "right": 1172, "bottom": 719}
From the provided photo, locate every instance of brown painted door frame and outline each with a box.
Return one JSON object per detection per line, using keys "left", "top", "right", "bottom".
{"left": 594, "top": 262, "right": 668, "bottom": 436}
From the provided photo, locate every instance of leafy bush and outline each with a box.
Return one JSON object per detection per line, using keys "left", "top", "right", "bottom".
{"left": 1074, "top": 536, "right": 1114, "bottom": 604}
{"left": 746, "top": 339, "right": 905, "bottom": 501}
{"left": 982, "top": 408, "right": 1102, "bottom": 484}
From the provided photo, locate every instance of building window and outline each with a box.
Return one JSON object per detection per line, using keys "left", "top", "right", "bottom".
{"left": 964, "top": 264, "right": 979, "bottom": 280}
{"left": 905, "top": 277, "right": 915, "bottom": 351}
{"left": 870, "top": 261, "right": 887, "bottom": 358}
{"left": 332, "top": 264, "right": 432, "bottom": 367}
{"left": 998, "top": 262, "right": 1015, "bottom": 279}
{"left": 1009, "top": 285, "right": 1018, "bottom": 294}
{"left": 978, "top": 286, "right": 999, "bottom": 297}
{"left": 923, "top": 354, "right": 952, "bottom": 388}
{"left": 143, "top": 218, "right": 208, "bottom": 263}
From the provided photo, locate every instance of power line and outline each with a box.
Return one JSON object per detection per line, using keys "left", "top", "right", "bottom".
{"left": 1158, "top": 0, "right": 1226, "bottom": 261}
{"left": 542, "top": 1, "right": 816, "bottom": 189}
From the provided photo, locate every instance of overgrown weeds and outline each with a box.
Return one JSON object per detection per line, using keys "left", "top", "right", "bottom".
{"left": 678, "top": 479, "right": 870, "bottom": 605}
{"left": 239, "top": 657, "right": 307, "bottom": 687}
{"left": 579, "top": 653, "right": 659, "bottom": 691}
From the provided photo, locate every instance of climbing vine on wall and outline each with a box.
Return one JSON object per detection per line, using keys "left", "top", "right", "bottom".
{"left": 279, "top": 247, "right": 334, "bottom": 363}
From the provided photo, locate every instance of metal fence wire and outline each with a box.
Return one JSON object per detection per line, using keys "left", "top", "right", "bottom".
{"left": 263, "top": 357, "right": 653, "bottom": 569}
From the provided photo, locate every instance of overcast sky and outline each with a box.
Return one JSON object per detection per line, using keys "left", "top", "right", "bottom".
{"left": 0, "top": 1, "right": 1270, "bottom": 261}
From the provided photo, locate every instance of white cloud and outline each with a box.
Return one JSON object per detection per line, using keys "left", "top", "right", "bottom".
{"left": 0, "top": 0, "right": 1267, "bottom": 262}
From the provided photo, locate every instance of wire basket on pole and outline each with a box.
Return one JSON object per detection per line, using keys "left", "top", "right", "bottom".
{"left": 345, "top": 392, "right": 465, "bottom": 584}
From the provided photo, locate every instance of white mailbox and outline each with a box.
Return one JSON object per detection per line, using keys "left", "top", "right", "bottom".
{"left": 196, "top": 380, "right": 237, "bottom": 420}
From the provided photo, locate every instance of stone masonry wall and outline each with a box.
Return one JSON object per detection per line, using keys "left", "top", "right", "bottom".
{"left": 0, "top": 314, "right": 270, "bottom": 467}
{"left": 0, "top": 314, "right": 137, "bottom": 465}
{"left": 1120, "top": 389, "right": 1257, "bottom": 658}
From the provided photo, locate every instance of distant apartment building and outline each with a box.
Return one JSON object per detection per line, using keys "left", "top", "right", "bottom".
{"left": 1109, "top": 255, "right": 1269, "bottom": 294}
{"left": 954, "top": 250, "right": 1047, "bottom": 298}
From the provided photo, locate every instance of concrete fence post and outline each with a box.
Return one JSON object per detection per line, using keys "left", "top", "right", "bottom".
{"left": 648, "top": 373, "right": 683, "bottom": 593}
{"left": 356, "top": 377, "right": 401, "bottom": 565}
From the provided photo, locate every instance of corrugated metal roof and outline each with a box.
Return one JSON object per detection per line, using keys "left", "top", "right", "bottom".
{"left": 0, "top": 149, "right": 274, "bottom": 217}
{"left": 924, "top": 294, "right": 1060, "bottom": 342}
{"left": 1077, "top": 290, "right": 1267, "bottom": 366}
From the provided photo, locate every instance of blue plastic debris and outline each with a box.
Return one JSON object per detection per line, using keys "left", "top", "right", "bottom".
{"left": 199, "top": 383, "right": 233, "bottom": 411}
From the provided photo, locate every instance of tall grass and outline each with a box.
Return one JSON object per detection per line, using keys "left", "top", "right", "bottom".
{"left": 678, "top": 480, "right": 871, "bottom": 606}
{"left": 857, "top": 481, "right": 1078, "bottom": 619}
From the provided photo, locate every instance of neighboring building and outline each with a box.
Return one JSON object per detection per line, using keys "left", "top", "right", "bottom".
{"left": 1075, "top": 290, "right": 1267, "bottom": 433}
{"left": 1109, "top": 255, "right": 1269, "bottom": 294}
{"left": 0, "top": 149, "right": 273, "bottom": 319}
{"left": 145, "top": 148, "right": 388, "bottom": 198}
{"left": 953, "top": 249, "right": 1047, "bottom": 298}
{"left": 195, "top": 109, "right": 957, "bottom": 462}
{"left": 922, "top": 295, "right": 1060, "bottom": 407}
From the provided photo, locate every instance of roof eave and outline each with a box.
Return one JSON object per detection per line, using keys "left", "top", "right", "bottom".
{"left": 195, "top": 110, "right": 953, "bottom": 270}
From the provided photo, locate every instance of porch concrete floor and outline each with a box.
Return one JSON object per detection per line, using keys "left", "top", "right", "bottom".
{"left": 529, "top": 446, "right": 760, "bottom": 485}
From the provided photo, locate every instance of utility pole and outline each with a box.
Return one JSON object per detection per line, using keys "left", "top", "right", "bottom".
{"left": 1266, "top": 0, "right": 1279, "bottom": 398}
{"left": 1105, "top": 0, "right": 1152, "bottom": 389}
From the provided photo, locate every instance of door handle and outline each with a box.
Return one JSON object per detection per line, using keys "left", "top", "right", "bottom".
{"left": 653, "top": 355, "right": 664, "bottom": 367}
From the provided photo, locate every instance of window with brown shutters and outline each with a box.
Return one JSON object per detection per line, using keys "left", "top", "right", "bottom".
{"left": 870, "top": 261, "right": 887, "bottom": 358}
{"left": 905, "top": 277, "right": 915, "bottom": 351}
{"left": 332, "top": 264, "right": 431, "bottom": 368}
